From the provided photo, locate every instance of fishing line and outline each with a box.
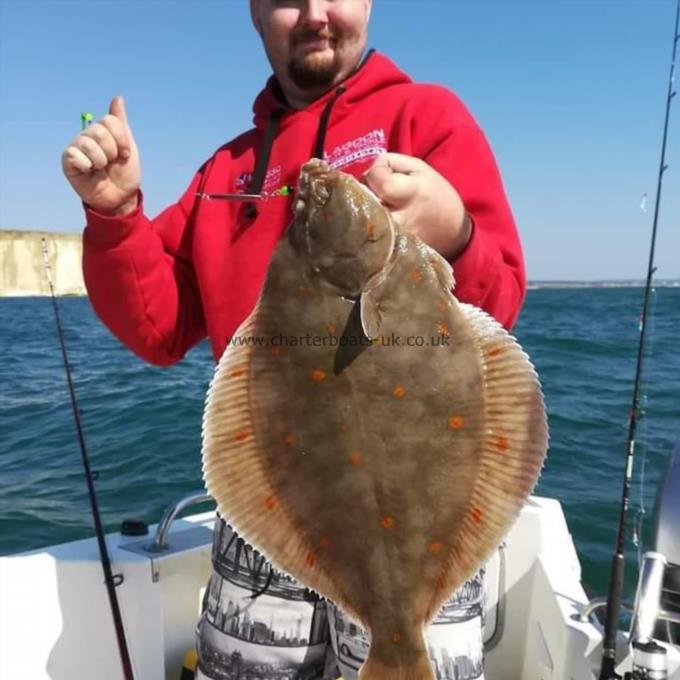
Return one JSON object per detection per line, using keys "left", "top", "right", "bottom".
{"left": 598, "top": 2, "right": 679, "bottom": 677}
{"left": 632, "top": 286, "right": 657, "bottom": 564}
{"left": 632, "top": 391, "right": 648, "bottom": 563}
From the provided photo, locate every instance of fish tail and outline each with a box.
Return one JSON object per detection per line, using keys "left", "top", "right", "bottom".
{"left": 358, "top": 650, "right": 435, "bottom": 680}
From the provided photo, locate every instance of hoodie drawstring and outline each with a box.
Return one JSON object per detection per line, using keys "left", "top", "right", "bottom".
{"left": 246, "top": 108, "right": 284, "bottom": 220}
{"left": 246, "top": 69, "right": 364, "bottom": 221}
{"left": 245, "top": 90, "right": 345, "bottom": 221}
{"left": 244, "top": 50, "right": 377, "bottom": 221}
{"left": 313, "top": 85, "right": 346, "bottom": 159}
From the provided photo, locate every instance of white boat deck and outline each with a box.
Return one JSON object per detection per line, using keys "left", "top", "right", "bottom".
{"left": 1, "top": 495, "right": 678, "bottom": 679}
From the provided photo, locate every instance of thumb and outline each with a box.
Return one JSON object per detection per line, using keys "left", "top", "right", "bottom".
{"left": 364, "top": 153, "right": 416, "bottom": 208}
{"left": 109, "top": 95, "right": 130, "bottom": 128}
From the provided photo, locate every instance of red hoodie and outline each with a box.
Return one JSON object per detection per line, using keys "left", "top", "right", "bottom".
{"left": 82, "top": 52, "right": 525, "bottom": 367}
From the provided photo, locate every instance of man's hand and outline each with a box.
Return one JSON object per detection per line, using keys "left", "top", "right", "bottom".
{"left": 363, "top": 153, "right": 471, "bottom": 259}
{"left": 61, "top": 96, "right": 140, "bottom": 216}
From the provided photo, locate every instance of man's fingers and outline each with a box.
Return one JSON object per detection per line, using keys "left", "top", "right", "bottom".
{"left": 62, "top": 146, "right": 94, "bottom": 175}
{"left": 81, "top": 123, "right": 118, "bottom": 162}
{"left": 374, "top": 152, "right": 427, "bottom": 175}
{"left": 73, "top": 135, "right": 109, "bottom": 170}
{"left": 364, "top": 161, "right": 416, "bottom": 207}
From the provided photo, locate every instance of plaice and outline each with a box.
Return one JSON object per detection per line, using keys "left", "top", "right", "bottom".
{"left": 202, "top": 158, "right": 548, "bottom": 680}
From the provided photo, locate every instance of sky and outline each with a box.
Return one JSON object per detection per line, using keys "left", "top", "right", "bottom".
{"left": 0, "top": 0, "right": 678, "bottom": 281}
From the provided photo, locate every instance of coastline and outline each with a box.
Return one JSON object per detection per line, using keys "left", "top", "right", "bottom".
{"left": 528, "top": 279, "right": 680, "bottom": 290}
{"left": 1, "top": 229, "right": 677, "bottom": 296}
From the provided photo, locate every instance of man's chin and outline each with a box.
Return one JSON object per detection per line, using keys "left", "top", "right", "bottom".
{"left": 288, "top": 55, "right": 340, "bottom": 91}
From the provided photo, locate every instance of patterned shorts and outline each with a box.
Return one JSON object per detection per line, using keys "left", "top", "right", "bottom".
{"left": 196, "top": 517, "right": 485, "bottom": 680}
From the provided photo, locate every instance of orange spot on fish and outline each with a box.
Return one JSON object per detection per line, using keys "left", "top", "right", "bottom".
{"left": 298, "top": 286, "right": 310, "bottom": 295}
{"left": 230, "top": 367, "right": 245, "bottom": 377}
{"left": 488, "top": 347, "right": 502, "bottom": 357}
{"left": 392, "top": 385, "right": 406, "bottom": 398}
{"left": 234, "top": 429, "right": 250, "bottom": 442}
{"left": 392, "top": 632, "right": 402, "bottom": 643}
{"left": 436, "top": 298, "right": 448, "bottom": 312}
{"left": 326, "top": 323, "right": 337, "bottom": 335}
{"left": 264, "top": 495, "right": 277, "bottom": 511}
{"left": 448, "top": 416, "right": 464, "bottom": 430}
{"left": 319, "top": 535, "right": 332, "bottom": 548}
{"left": 366, "top": 222, "right": 375, "bottom": 238}
{"left": 305, "top": 551, "right": 316, "bottom": 567}
{"left": 470, "top": 506, "right": 483, "bottom": 524}
{"left": 311, "top": 369, "right": 327, "bottom": 382}
{"left": 438, "top": 322, "right": 451, "bottom": 337}
{"left": 494, "top": 436, "right": 510, "bottom": 451}
{"left": 410, "top": 270, "right": 423, "bottom": 284}
{"left": 428, "top": 541, "right": 444, "bottom": 555}
{"left": 381, "top": 516, "right": 395, "bottom": 529}
{"left": 284, "top": 433, "right": 298, "bottom": 446}
{"left": 339, "top": 423, "right": 348, "bottom": 432}
{"left": 271, "top": 346, "right": 282, "bottom": 356}
{"left": 349, "top": 452, "right": 362, "bottom": 466}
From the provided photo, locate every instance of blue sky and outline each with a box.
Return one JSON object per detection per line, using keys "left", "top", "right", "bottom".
{"left": 0, "top": 0, "right": 677, "bottom": 281}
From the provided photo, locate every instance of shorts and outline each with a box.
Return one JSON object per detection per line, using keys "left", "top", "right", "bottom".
{"left": 196, "top": 516, "right": 485, "bottom": 680}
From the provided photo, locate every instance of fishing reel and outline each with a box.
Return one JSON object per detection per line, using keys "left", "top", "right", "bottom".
{"left": 623, "top": 639, "right": 668, "bottom": 680}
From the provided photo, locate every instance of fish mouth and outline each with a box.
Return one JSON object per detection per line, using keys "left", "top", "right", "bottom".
{"left": 294, "top": 158, "right": 334, "bottom": 220}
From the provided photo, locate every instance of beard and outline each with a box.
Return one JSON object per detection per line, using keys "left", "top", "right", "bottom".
{"left": 287, "top": 28, "right": 350, "bottom": 91}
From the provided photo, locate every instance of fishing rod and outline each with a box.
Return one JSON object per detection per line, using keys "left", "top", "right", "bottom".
{"left": 37, "top": 112, "right": 135, "bottom": 680}
{"left": 598, "top": 2, "right": 679, "bottom": 678}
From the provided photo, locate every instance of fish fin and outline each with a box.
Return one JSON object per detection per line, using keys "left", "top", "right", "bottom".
{"left": 359, "top": 247, "right": 401, "bottom": 339}
{"left": 424, "top": 244, "right": 455, "bottom": 292}
{"left": 359, "top": 287, "right": 383, "bottom": 340}
{"left": 426, "top": 302, "right": 549, "bottom": 621}
{"left": 202, "top": 299, "right": 340, "bottom": 603}
{"left": 359, "top": 650, "right": 435, "bottom": 680}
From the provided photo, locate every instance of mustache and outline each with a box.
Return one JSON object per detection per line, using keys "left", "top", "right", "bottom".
{"left": 290, "top": 28, "right": 338, "bottom": 46}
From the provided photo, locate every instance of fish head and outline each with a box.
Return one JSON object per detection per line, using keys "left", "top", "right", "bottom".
{"left": 290, "top": 158, "right": 395, "bottom": 297}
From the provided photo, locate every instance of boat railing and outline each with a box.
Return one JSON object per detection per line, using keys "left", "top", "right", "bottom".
{"left": 578, "top": 597, "right": 624, "bottom": 623}
{"left": 579, "top": 598, "right": 680, "bottom": 625}
{"left": 580, "top": 603, "right": 680, "bottom": 639}
{"left": 150, "top": 490, "right": 214, "bottom": 552}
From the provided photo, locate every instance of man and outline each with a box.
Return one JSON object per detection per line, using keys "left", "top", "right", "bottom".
{"left": 62, "top": 2, "right": 524, "bottom": 678}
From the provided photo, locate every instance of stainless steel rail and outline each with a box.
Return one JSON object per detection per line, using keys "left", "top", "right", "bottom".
{"left": 150, "top": 491, "right": 214, "bottom": 552}
{"left": 579, "top": 596, "right": 680, "bottom": 627}
{"left": 579, "top": 597, "right": 613, "bottom": 623}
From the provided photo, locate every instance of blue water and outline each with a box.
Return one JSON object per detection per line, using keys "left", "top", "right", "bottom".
{"left": 1, "top": 289, "right": 679, "bottom": 598}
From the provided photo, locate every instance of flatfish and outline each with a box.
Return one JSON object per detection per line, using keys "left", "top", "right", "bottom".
{"left": 202, "top": 159, "right": 548, "bottom": 679}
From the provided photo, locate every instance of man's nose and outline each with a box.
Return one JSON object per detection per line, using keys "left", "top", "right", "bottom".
{"left": 301, "top": 0, "right": 330, "bottom": 28}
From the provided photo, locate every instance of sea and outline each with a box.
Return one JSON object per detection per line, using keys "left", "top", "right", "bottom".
{"left": 1, "top": 287, "right": 679, "bottom": 600}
